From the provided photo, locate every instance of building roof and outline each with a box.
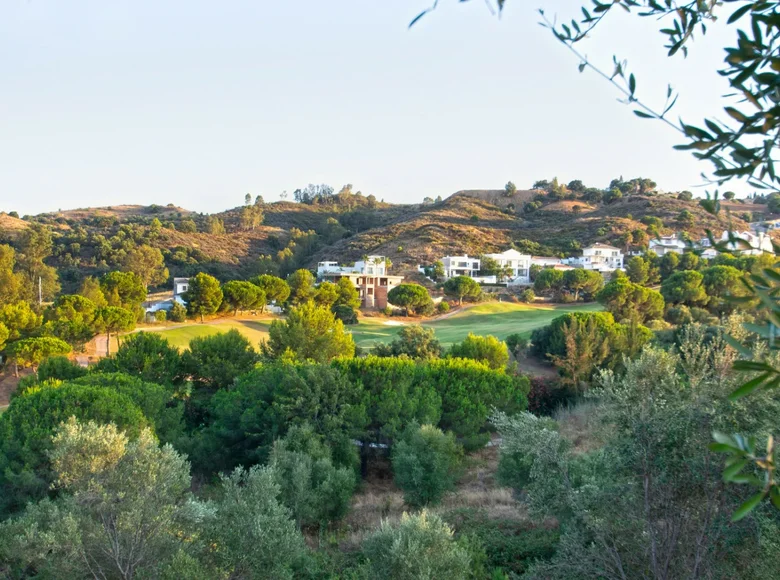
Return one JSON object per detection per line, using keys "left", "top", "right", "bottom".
{"left": 484, "top": 249, "right": 531, "bottom": 260}
{"left": 586, "top": 243, "right": 621, "bottom": 251}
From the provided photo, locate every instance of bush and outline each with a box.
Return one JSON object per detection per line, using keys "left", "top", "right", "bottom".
{"left": 372, "top": 325, "right": 442, "bottom": 360}
{"left": 444, "top": 508, "right": 560, "bottom": 576}
{"left": 265, "top": 302, "right": 355, "bottom": 362}
{"left": 392, "top": 425, "right": 463, "bottom": 507}
{"left": 184, "top": 329, "right": 258, "bottom": 391}
{"left": 36, "top": 356, "right": 86, "bottom": 382}
{"left": 665, "top": 305, "right": 693, "bottom": 325}
{"left": 519, "top": 288, "right": 535, "bottom": 303}
{"left": 437, "top": 301, "right": 450, "bottom": 314}
{"left": 505, "top": 334, "right": 529, "bottom": 358}
{"left": 362, "top": 511, "right": 471, "bottom": 580}
{"left": 525, "top": 377, "right": 575, "bottom": 416}
{"left": 97, "top": 332, "right": 183, "bottom": 386}
{"left": 169, "top": 301, "right": 187, "bottom": 322}
{"left": 270, "top": 424, "right": 356, "bottom": 528}
{"left": 154, "top": 310, "right": 167, "bottom": 323}
{"left": 382, "top": 305, "right": 393, "bottom": 316}
{"left": 448, "top": 333, "right": 509, "bottom": 370}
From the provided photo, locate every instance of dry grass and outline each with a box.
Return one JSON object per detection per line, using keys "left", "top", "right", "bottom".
{"left": 336, "top": 445, "right": 527, "bottom": 550}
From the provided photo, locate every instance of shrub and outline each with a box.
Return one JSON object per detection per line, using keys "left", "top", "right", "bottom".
{"left": 392, "top": 425, "right": 463, "bottom": 507}
{"left": 437, "top": 301, "right": 450, "bottom": 314}
{"left": 331, "top": 304, "right": 358, "bottom": 325}
{"left": 525, "top": 377, "right": 575, "bottom": 416}
{"left": 382, "top": 305, "right": 393, "bottom": 316}
{"left": 665, "top": 305, "right": 693, "bottom": 325}
{"left": 270, "top": 424, "right": 356, "bottom": 528}
{"left": 372, "top": 325, "right": 442, "bottom": 360}
{"left": 169, "top": 301, "right": 187, "bottom": 322}
{"left": 97, "top": 332, "right": 183, "bottom": 386}
{"left": 36, "top": 356, "right": 86, "bottom": 382}
{"left": 444, "top": 508, "right": 560, "bottom": 576}
{"left": 505, "top": 334, "right": 529, "bottom": 358}
{"left": 265, "top": 302, "right": 355, "bottom": 362}
{"left": 362, "top": 511, "right": 471, "bottom": 580}
{"left": 519, "top": 288, "right": 535, "bottom": 303}
{"left": 448, "top": 333, "right": 509, "bottom": 370}
{"left": 184, "top": 329, "right": 258, "bottom": 391}
{"left": 154, "top": 310, "right": 167, "bottom": 323}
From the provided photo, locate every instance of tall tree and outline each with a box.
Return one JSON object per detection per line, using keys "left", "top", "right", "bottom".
{"left": 100, "top": 271, "right": 146, "bottom": 312}
{"left": 286, "top": 269, "right": 316, "bottom": 306}
{"left": 264, "top": 301, "right": 355, "bottom": 362}
{"left": 93, "top": 306, "right": 136, "bottom": 356}
{"left": 183, "top": 272, "right": 223, "bottom": 322}
{"left": 78, "top": 276, "right": 108, "bottom": 308}
{"left": 443, "top": 276, "right": 481, "bottom": 305}
{"left": 16, "top": 224, "right": 60, "bottom": 302}
{"left": 122, "top": 245, "right": 169, "bottom": 289}
{"left": 222, "top": 281, "right": 266, "bottom": 315}
{"left": 251, "top": 274, "right": 290, "bottom": 311}
{"left": 0, "top": 244, "right": 23, "bottom": 305}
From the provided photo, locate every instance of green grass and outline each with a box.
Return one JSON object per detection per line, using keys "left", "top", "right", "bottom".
{"left": 144, "top": 319, "right": 272, "bottom": 350}
{"left": 142, "top": 303, "right": 601, "bottom": 351}
{"left": 351, "top": 302, "right": 602, "bottom": 349}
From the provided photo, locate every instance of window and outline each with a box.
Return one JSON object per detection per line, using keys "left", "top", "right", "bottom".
{"left": 367, "top": 288, "right": 373, "bottom": 295}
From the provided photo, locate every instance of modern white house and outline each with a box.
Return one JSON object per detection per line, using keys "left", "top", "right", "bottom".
{"left": 531, "top": 256, "right": 564, "bottom": 268}
{"left": 441, "top": 255, "right": 481, "bottom": 279}
{"left": 317, "top": 255, "right": 403, "bottom": 309}
{"left": 483, "top": 249, "right": 532, "bottom": 285}
{"left": 567, "top": 243, "right": 624, "bottom": 272}
{"left": 648, "top": 234, "right": 688, "bottom": 256}
{"left": 719, "top": 230, "right": 774, "bottom": 255}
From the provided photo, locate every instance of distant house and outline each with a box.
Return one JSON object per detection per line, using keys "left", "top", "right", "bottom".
{"left": 144, "top": 278, "right": 189, "bottom": 315}
{"left": 483, "top": 249, "right": 532, "bottom": 285}
{"left": 318, "top": 255, "right": 403, "bottom": 309}
{"left": 173, "top": 277, "right": 190, "bottom": 297}
{"left": 649, "top": 234, "right": 688, "bottom": 256}
{"left": 441, "top": 255, "right": 481, "bottom": 279}
{"left": 720, "top": 230, "right": 773, "bottom": 255}
{"left": 530, "top": 256, "right": 563, "bottom": 268}
{"left": 567, "top": 243, "right": 624, "bottom": 272}
{"left": 749, "top": 218, "right": 780, "bottom": 232}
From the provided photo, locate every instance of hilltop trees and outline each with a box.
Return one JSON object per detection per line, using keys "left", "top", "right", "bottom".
{"left": 184, "top": 272, "right": 223, "bottom": 322}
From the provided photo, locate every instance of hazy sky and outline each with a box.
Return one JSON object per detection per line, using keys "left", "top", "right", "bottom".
{"left": 0, "top": 1, "right": 741, "bottom": 215}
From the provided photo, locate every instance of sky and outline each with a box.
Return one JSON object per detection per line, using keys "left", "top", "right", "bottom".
{"left": 0, "top": 0, "right": 743, "bottom": 215}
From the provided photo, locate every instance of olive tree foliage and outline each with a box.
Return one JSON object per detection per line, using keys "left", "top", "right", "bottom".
{"left": 362, "top": 510, "right": 472, "bottom": 580}
{"left": 494, "top": 340, "right": 780, "bottom": 579}
{"left": 391, "top": 424, "right": 463, "bottom": 508}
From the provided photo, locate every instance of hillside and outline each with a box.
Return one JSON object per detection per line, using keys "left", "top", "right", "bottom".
{"left": 7, "top": 191, "right": 767, "bottom": 285}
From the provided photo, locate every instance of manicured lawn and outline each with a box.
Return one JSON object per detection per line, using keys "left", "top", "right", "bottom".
{"left": 143, "top": 318, "right": 272, "bottom": 350}
{"left": 142, "top": 303, "right": 601, "bottom": 351}
{"left": 351, "top": 302, "right": 602, "bottom": 349}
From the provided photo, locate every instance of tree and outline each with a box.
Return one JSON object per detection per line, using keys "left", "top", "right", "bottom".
{"left": 723, "top": 191, "right": 736, "bottom": 200}
{"left": 78, "top": 276, "right": 107, "bottom": 307}
{"left": 269, "top": 424, "right": 356, "bottom": 528}
{"left": 222, "top": 280, "right": 266, "bottom": 315}
{"left": 245, "top": 192, "right": 252, "bottom": 205}
{"left": 240, "top": 205, "right": 264, "bottom": 230}
{"left": 183, "top": 272, "right": 223, "bottom": 322}
{"left": 286, "top": 269, "right": 316, "bottom": 306}
{"left": 702, "top": 264, "right": 747, "bottom": 314}
{"left": 625, "top": 256, "right": 649, "bottom": 285}
{"left": 206, "top": 215, "right": 226, "bottom": 234}
{"left": 122, "top": 245, "right": 169, "bottom": 289}
{"left": 264, "top": 301, "right": 355, "bottom": 362}
{"left": 179, "top": 218, "right": 197, "bottom": 233}
{"left": 562, "top": 268, "right": 603, "bottom": 301}
{"left": 597, "top": 277, "right": 664, "bottom": 323}
{"left": 567, "top": 179, "right": 585, "bottom": 192}
{"left": 387, "top": 283, "right": 434, "bottom": 315}
{"left": 44, "top": 295, "right": 98, "bottom": 350}
{"left": 373, "top": 325, "right": 442, "bottom": 360}
{"left": 7, "top": 337, "right": 71, "bottom": 374}
{"left": 504, "top": 181, "right": 517, "bottom": 196}
{"left": 678, "top": 190, "right": 694, "bottom": 201}
{"left": 313, "top": 281, "right": 339, "bottom": 308}
{"left": 0, "top": 244, "right": 23, "bottom": 306}
{"left": 392, "top": 425, "right": 463, "bottom": 507}
{"left": 431, "top": 260, "right": 445, "bottom": 281}
{"left": 443, "top": 276, "right": 481, "bottom": 305}
{"left": 0, "top": 382, "right": 149, "bottom": 513}
{"left": 102, "top": 332, "right": 182, "bottom": 385}
{"left": 659, "top": 251, "right": 680, "bottom": 278}
{"left": 661, "top": 270, "right": 708, "bottom": 306}
{"left": 251, "top": 274, "right": 291, "bottom": 311}
{"left": 100, "top": 271, "right": 146, "bottom": 312}
{"left": 93, "top": 306, "right": 136, "bottom": 356}
{"left": 169, "top": 301, "right": 187, "bottom": 322}
{"left": 16, "top": 224, "right": 60, "bottom": 302}
{"left": 548, "top": 316, "right": 609, "bottom": 390}
{"left": 448, "top": 333, "right": 509, "bottom": 370}
{"left": 0, "top": 301, "right": 42, "bottom": 341}
{"left": 533, "top": 268, "right": 564, "bottom": 294}
{"left": 676, "top": 209, "right": 695, "bottom": 227}
{"left": 362, "top": 511, "right": 471, "bottom": 580}
{"left": 0, "top": 323, "right": 8, "bottom": 353}
{"left": 333, "top": 277, "right": 361, "bottom": 310}
{"left": 479, "top": 256, "right": 500, "bottom": 276}
{"left": 206, "top": 466, "right": 308, "bottom": 579}
{"left": 183, "top": 329, "right": 258, "bottom": 391}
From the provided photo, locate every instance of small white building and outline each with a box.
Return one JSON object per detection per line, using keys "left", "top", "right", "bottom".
{"left": 173, "top": 277, "right": 190, "bottom": 297}
{"left": 441, "top": 255, "right": 481, "bottom": 279}
{"left": 649, "top": 234, "right": 688, "bottom": 256}
{"left": 568, "top": 243, "right": 624, "bottom": 272}
{"left": 483, "top": 249, "right": 532, "bottom": 285}
{"left": 531, "top": 256, "right": 563, "bottom": 268}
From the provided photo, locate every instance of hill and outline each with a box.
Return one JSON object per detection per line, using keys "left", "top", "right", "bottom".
{"left": 9, "top": 188, "right": 767, "bottom": 286}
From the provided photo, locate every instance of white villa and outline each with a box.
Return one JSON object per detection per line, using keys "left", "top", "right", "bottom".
{"left": 649, "top": 234, "right": 688, "bottom": 256}
{"left": 483, "top": 249, "right": 532, "bottom": 285}
{"left": 530, "top": 256, "right": 563, "bottom": 268}
{"left": 440, "top": 255, "right": 481, "bottom": 279}
{"left": 719, "top": 230, "right": 774, "bottom": 255}
{"left": 566, "top": 243, "right": 624, "bottom": 272}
